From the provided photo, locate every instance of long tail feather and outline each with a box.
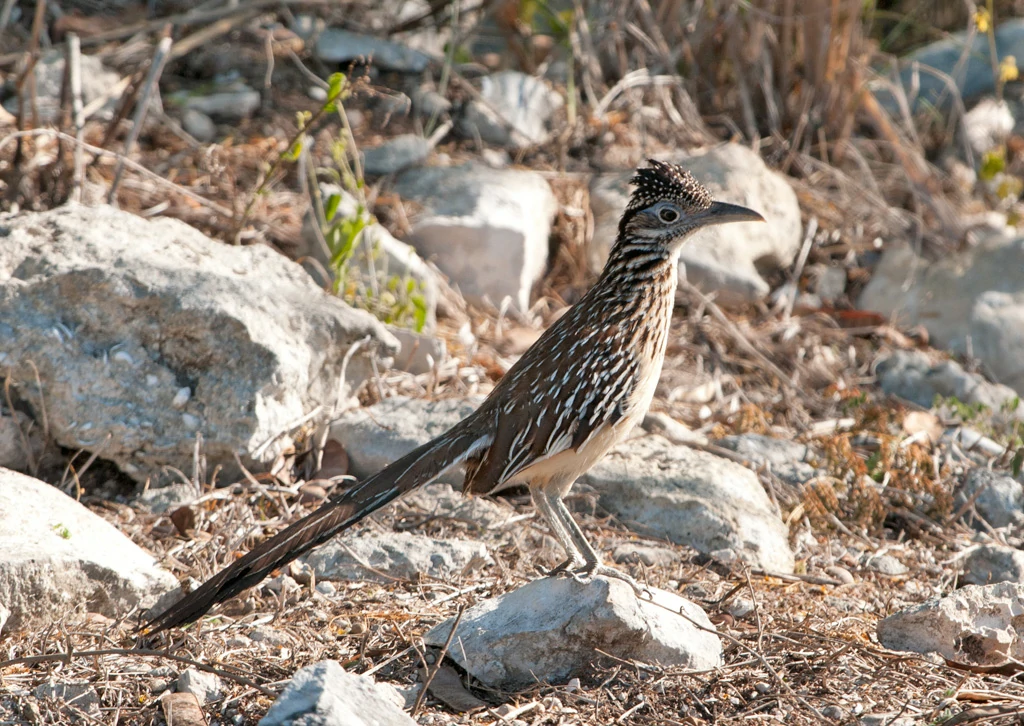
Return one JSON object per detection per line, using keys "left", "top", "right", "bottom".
{"left": 143, "top": 422, "right": 490, "bottom": 633}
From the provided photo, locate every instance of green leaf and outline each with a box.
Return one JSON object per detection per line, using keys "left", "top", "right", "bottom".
{"left": 980, "top": 147, "right": 1007, "bottom": 182}
{"left": 324, "top": 193, "right": 341, "bottom": 223}
{"left": 1013, "top": 447, "right": 1024, "bottom": 478}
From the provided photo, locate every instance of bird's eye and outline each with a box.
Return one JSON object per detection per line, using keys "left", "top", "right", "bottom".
{"left": 658, "top": 207, "right": 679, "bottom": 223}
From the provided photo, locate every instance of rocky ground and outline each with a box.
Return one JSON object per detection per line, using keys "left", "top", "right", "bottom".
{"left": 3, "top": 1, "right": 1024, "bottom": 725}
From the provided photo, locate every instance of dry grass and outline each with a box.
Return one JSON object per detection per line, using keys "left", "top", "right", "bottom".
{"left": 1, "top": 0, "right": 1023, "bottom": 724}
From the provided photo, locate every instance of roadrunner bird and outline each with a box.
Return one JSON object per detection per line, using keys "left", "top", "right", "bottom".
{"left": 145, "top": 159, "right": 764, "bottom": 633}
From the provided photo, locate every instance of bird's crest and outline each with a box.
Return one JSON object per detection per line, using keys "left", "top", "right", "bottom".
{"left": 627, "top": 159, "right": 712, "bottom": 213}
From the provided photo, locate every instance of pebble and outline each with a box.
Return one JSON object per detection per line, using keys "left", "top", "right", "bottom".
{"left": 825, "top": 565, "right": 855, "bottom": 584}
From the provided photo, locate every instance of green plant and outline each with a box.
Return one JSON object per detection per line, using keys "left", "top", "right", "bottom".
{"left": 302, "top": 74, "right": 429, "bottom": 332}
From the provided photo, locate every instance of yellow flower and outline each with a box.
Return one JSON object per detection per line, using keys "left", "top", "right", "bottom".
{"left": 999, "top": 55, "right": 1019, "bottom": 83}
{"left": 975, "top": 7, "right": 992, "bottom": 33}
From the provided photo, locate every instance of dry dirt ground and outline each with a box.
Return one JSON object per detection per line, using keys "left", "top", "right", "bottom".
{"left": 2, "top": 2, "right": 1024, "bottom": 725}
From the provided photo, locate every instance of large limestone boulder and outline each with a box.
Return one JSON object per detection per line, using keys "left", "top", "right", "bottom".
{"left": 0, "top": 205, "right": 397, "bottom": 485}
{"left": 583, "top": 435, "right": 795, "bottom": 573}
{"left": 0, "top": 469, "right": 177, "bottom": 632}
{"left": 859, "top": 234, "right": 1024, "bottom": 394}
{"left": 394, "top": 164, "right": 557, "bottom": 312}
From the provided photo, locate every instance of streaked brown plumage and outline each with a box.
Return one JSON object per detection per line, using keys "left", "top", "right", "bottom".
{"left": 144, "top": 159, "right": 764, "bottom": 633}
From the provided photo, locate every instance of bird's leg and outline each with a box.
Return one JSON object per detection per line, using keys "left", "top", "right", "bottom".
{"left": 546, "top": 491, "right": 652, "bottom": 599}
{"left": 531, "top": 487, "right": 586, "bottom": 575}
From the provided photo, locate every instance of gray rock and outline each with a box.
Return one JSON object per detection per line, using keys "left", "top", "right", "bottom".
{"left": 859, "top": 235, "right": 1024, "bottom": 395}
{"left": 362, "top": 135, "right": 432, "bottom": 176}
{"left": 180, "top": 108, "right": 216, "bottom": 143}
{"left": 714, "top": 433, "right": 816, "bottom": 485}
{"left": 410, "top": 86, "right": 451, "bottom": 119}
{"left": 316, "top": 28, "right": 431, "bottom": 72}
{"left": 877, "top": 582, "right": 1024, "bottom": 664}
{"left": 866, "top": 554, "right": 909, "bottom": 576}
{"left": 963, "top": 97, "right": 1015, "bottom": 155}
{"left": 611, "top": 543, "right": 680, "bottom": 567}
{"left": 33, "top": 682, "right": 100, "bottom": 719}
{"left": 0, "top": 470, "right": 177, "bottom": 632}
{"left": 301, "top": 530, "right": 491, "bottom": 583}
{"left": 812, "top": 265, "right": 848, "bottom": 302}
{"left": 875, "top": 349, "right": 1024, "bottom": 414}
{"left": 963, "top": 544, "right": 1024, "bottom": 585}
{"left": 402, "top": 482, "right": 515, "bottom": 530}
{"left": 583, "top": 435, "right": 795, "bottom": 573}
{"left": 299, "top": 185, "right": 440, "bottom": 332}
{"left": 178, "top": 83, "right": 260, "bottom": 122}
{"left": 394, "top": 163, "right": 557, "bottom": 311}
{"left": 135, "top": 481, "right": 201, "bottom": 515}
{"left": 589, "top": 145, "right": 802, "bottom": 303}
{"left": 956, "top": 468, "right": 1024, "bottom": 529}
{"left": 260, "top": 660, "right": 413, "bottom": 726}
{"left": 387, "top": 325, "right": 446, "bottom": 374}
{"left": 3, "top": 51, "right": 120, "bottom": 122}
{"left": 176, "top": 668, "right": 222, "bottom": 705}
{"left": 0, "top": 409, "right": 39, "bottom": 472}
{"left": 457, "top": 71, "right": 564, "bottom": 148}
{"left": 329, "top": 397, "right": 479, "bottom": 484}
{"left": 0, "top": 205, "right": 397, "bottom": 485}
{"left": 424, "top": 575, "right": 720, "bottom": 690}
{"left": 878, "top": 19, "right": 1024, "bottom": 113}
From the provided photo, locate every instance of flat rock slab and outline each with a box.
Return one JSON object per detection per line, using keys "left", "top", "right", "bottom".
{"left": 329, "top": 396, "right": 480, "bottom": 485}
{"left": 394, "top": 164, "right": 557, "bottom": 312}
{"left": 589, "top": 144, "right": 801, "bottom": 303}
{"left": 301, "top": 531, "right": 491, "bottom": 583}
{"left": 0, "top": 205, "right": 397, "bottom": 485}
{"left": 956, "top": 467, "right": 1024, "bottom": 529}
{"left": 877, "top": 582, "right": 1024, "bottom": 665}
{"left": 714, "top": 433, "right": 816, "bottom": 485}
{"left": 425, "top": 575, "right": 721, "bottom": 690}
{"left": 0, "top": 469, "right": 177, "bottom": 631}
{"left": 260, "top": 660, "right": 413, "bottom": 726}
{"left": 963, "top": 544, "right": 1024, "bottom": 586}
{"left": 583, "top": 435, "right": 795, "bottom": 573}
{"left": 858, "top": 233, "right": 1024, "bottom": 395}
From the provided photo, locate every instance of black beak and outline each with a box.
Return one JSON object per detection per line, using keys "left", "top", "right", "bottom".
{"left": 701, "top": 201, "right": 765, "bottom": 225}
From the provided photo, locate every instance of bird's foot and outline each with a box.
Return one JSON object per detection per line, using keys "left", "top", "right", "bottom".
{"left": 573, "top": 563, "right": 654, "bottom": 600}
{"left": 540, "top": 557, "right": 585, "bottom": 578}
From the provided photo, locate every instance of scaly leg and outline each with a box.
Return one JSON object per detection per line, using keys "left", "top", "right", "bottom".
{"left": 531, "top": 487, "right": 586, "bottom": 574}
{"left": 546, "top": 490, "right": 651, "bottom": 598}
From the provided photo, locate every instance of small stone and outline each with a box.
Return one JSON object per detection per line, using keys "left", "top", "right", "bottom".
{"left": 821, "top": 705, "right": 844, "bottom": 720}
{"left": 957, "top": 468, "right": 1024, "bottom": 529}
{"left": 825, "top": 565, "right": 855, "bottom": 585}
{"left": 362, "top": 135, "right": 431, "bottom": 176}
{"left": 181, "top": 109, "right": 216, "bottom": 143}
{"left": 181, "top": 84, "right": 260, "bottom": 122}
{"left": 457, "top": 71, "right": 563, "bottom": 148}
{"left": 316, "top": 28, "right": 431, "bottom": 72}
{"left": 250, "top": 627, "right": 292, "bottom": 647}
{"left": 387, "top": 326, "right": 446, "bottom": 374}
{"left": 316, "top": 581, "right": 337, "bottom": 596}
{"left": 724, "top": 597, "right": 756, "bottom": 619}
{"left": 878, "top": 582, "right": 1024, "bottom": 664}
{"left": 963, "top": 544, "right": 1024, "bottom": 585}
{"left": 301, "top": 530, "right": 491, "bottom": 583}
{"left": 714, "top": 433, "right": 816, "bottom": 485}
{"left": 611, "top": 543, "right": 679, "bottom": 568}
{"left": 176, "top": 668, "right": 222, "bottom": 705}
{"left": 866, "top": 554, "right": 908, "bottom": 576}
{"left": 424, "top": 575, "right": 721, "bottom": 690}
{"left": 261, "top": 660, "right": 415, "bottom": 726}
{"left": 33, "top": 682, "right": 100, "bottom": 714}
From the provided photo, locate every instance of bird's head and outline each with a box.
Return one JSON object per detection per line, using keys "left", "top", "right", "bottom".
{"left": 616, "top": 159, "right": 765, "bottom": 257}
